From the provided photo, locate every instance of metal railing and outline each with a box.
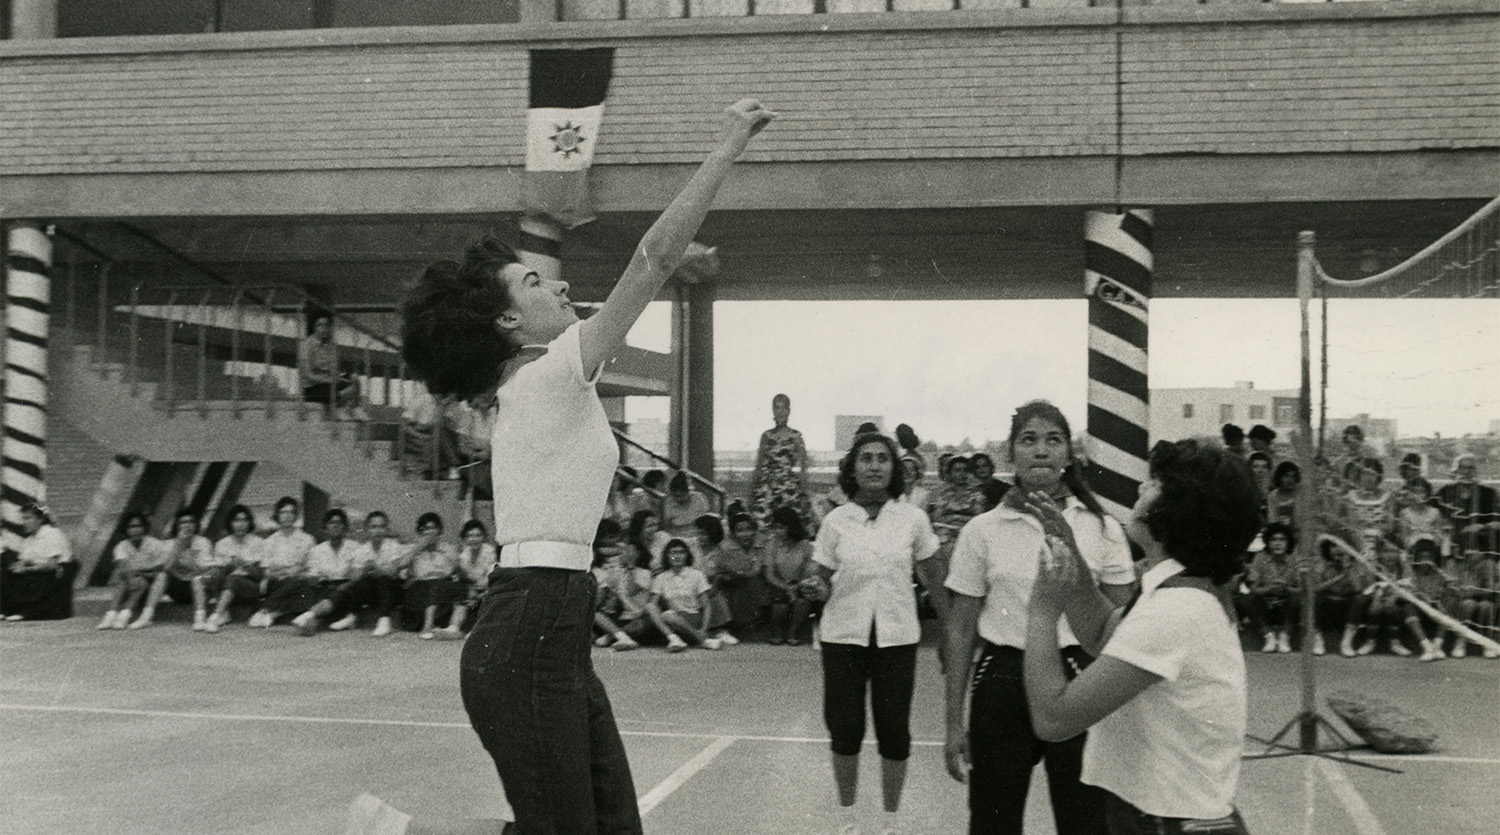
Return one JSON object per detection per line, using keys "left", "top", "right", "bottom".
{"left": 613, "top": 429, "right": 727, "bottom": 515}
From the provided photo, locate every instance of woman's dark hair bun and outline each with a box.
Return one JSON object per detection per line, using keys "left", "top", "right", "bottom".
{"left": 895, "top": 423, "right": 920, "bottom": 451}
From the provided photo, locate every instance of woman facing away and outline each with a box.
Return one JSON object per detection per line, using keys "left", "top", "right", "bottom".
{"left": 395, "top": 99, "right": 773, "bottom": 835}
{"left": 1022, "top": 439, "right": 1262, "bottom": 834}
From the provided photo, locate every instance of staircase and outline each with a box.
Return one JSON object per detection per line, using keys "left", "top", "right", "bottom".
{"left": 51, "top": 303, "right": 470, "bottom": 530}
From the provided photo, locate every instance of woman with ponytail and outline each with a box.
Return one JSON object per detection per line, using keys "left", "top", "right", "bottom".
{"left": 399, "top": 100, "right": 775, "bottom": 834}
{"left": 1021, "top": 439, "right": 1260, "bottom": 834}
{"left": 942, "top": 400, "right": 1136, "bottom": 835}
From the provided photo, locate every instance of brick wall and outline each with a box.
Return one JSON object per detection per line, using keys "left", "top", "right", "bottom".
{"left": 0, "top": 2, "right": 1493, "bottom": 176}
{"left": 44, "top": 416, "right": 116, "bottom": 526}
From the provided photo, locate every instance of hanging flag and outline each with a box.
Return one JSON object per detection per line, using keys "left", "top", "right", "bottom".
{"left": 523, "top": 47, "right": 614, "bottom": 229}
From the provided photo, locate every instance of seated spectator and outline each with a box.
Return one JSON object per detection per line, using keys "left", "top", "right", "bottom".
{"left": 662, "top": 471, "right": 711, "bottom": 540}
{"left": 1244, "top": 522, "right": 1301, "bottom": 653}
{"left": 693, "top": 514, "right": 743, "bottom": 645}
{"left": 716, "top": 513, "right": 768, "bottom": 631}
{"left": 649, "top": 539, "right": 725, "bottom": 652}
{"left": 1392, "top": 453, "right": 1432, "bottom": 517}
{"left": 899, "top": 451, "right": 932, "bottom": 514}
{"left": 1311, "top": 541, "right": 1373, "bottom": 657}
{"left": 1361, "top": 536, "right": 1416, "bottom": 656}
{"left": 1398, "top": 479, "right": 1448, "bottom": 555}
{"left": 249, "top": 497, "right": 317, "bottom": 628}
{"left": 205, "top": 504, "right": 266, "bottom": 632}
{"left": 1449, "top": 546, "right": 1498, "bottom": 658}
{"left": 1436, "top": 454, "right": 1499, "bottom": 558}
{"left": 298, "top": 313, "right": 365, "bottom": 419}
{"left": 641, "top": 469, "right": 668, "bottom": 504}
{"left": 0, "top": 502, "right": 76, "bottom": 622}
{"left": 144, "top": 508, "right": 225, "bottom": 632}
{"left": 929, "top": 454, "right": 985, "bottom": 574}
{"left": 288, "top": 509, "right": 371, "bottom": 637}
{"left": 762, "top": 506, "right": 817, "bottom": 645}
{"left": 331, "top": 510, "right": 410, "bottom": 637}
{"left": 456, "top": 519, "right": 498, "bottom": 629}
{"left": 607, "top": 467, "right": 643, "bottom": 526}
{"left": 627, "top": 509, "right": 670, "bottom": 573}
{"left": 1248, "top": 424, "right": 1276, "bottom": 456}
{"left": 97, "top": 511, "right": 168, "bottom": 630}
{"left": 406, "top": 512, "right": 466, "bottom": 640}
{"left": 1405, "top": 539, "right": 1450, "bottom": 662}
{"left": 591, "top": 519, "right": 666, "bottom": 651}
{"left": 1266, "top": 461, "right": 1300, "bottom": 528}
{"left": 968, "top": 452, "right": 1009, "bottom": 512}
{"left": 1342, "top": 457, "right": 1395, "bottom": 542}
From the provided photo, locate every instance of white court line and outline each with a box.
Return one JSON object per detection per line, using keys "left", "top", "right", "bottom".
{"left": 637, "top": 735, "right": 735, "bottom": 817}
{"left": 1315, "top": 759, "right": 1388, "bottom": 835}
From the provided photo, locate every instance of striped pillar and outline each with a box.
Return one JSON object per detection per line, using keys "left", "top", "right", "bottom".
{"left": 1083, "top": 209, "right": 1153, "bottom": 520}
{"left": 516, "top": 213, "right": 563, "bottom": 285}
{"left": 3, "top": 222, "right": 53, "bottom": 541}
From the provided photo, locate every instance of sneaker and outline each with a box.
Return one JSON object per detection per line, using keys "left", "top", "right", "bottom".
{"left": 1451, "top": 642, "right": 1468, "bottom": 659}
{"left": 372, "top": 617, "right": 392, "bottom": 638}
{"left": 127, "top": 610, "right": 153, "bottom": 629}
{"left": 345, "top": 793, "right": 412, "bottom": 835}
{"left": 666, "top": 634, "right": 687, "bottom": 653}
{"left": 1261, "top": 633, "right": 1277, "bottom": 653}
{"left": 612, "top": 634, "right": 640, "bottom": 652}
{"left": 112, "top": 611, "right": 132, "bottom": 630}
{"left": 1312, "top": 633, "right": 1326, "bottom": 656}
{"left": 433, "top": 627, "right": 463, "bottom": 641}
{"left": 192, "top": 610, "right": 207, "bottom": 632}
{"left": 3, "top": 614, "right": 23, "bottom": 621}
{"left": 1430, "top": 643, "right": 1447, "bottom": 660}
{"left": 787, "top": 636, "right": 805, "bottom": 647}
{"left": 97, "top": 610, "right": 119, "bottom": 630}
{"left": 1276, "top": 633, "right": 1292, "bottom": 654}
{"left": 293, "top": 612, "right": 318, "bottom": 637}
{"left": 702, "top": 637, "right": 724, "bottom": 651}
{"left": 419, "top": 631, "right": 435, "bottom": 640}
{"left": 595, "top": 634, "right": 613, "bottom": 648}
{"left": 1483, "top": 645, "right": 1499, "bottom": 659}
{"left": 250, "top": 611, "right": 270, "bottom": 628}
{"left": 1356, "top": 639, "right": 1376, "bottom": 656}
{"left": 717, "top": 632, "right": 740, "bottom": 646}
{"left": 329, "top": 614, "right": 358, "bottom": 632}
{"left": 203, "top": 617, "right": 221, "bottom": 634}
{"left": 1390, "top": 641, "right": 1413, "bottom": 657}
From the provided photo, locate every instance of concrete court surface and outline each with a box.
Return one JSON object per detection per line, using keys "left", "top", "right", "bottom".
{"left": 2, "top": 593, "right": 1497, "bottom": 835}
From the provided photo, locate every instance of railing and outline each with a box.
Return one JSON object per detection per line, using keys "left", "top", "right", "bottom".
{"left": 613, "top": 429, "right": 727, "bottom": 515}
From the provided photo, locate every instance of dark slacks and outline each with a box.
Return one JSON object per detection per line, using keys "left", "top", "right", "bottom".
{"left": 967, "top": 643, "right": 1108, "bottom": 835}
{"left": 461, "top": 567, "right": 641, "bottom": 835}
{"left": 1103, "top": 793, "right": 1250, "bottom": 835}
{"left": 820, "top": 639, "right": 919, "bottom": 761}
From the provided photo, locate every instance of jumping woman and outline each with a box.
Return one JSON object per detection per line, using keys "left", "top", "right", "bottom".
{"left": 399, "top": 99, "right": 773, "bottom": 834}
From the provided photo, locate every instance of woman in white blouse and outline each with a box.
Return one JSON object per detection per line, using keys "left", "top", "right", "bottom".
{"left": 809, "top": 430, "right": 945, "bottom": 828}
{"left": 0, "top": 502, "right": 75, "bottom": 621}
{"left": 396, "top": 100, "right": 773, "bottom": 835}
{"left": 1024, "top": 439, "right": 1261, "bottom": 834}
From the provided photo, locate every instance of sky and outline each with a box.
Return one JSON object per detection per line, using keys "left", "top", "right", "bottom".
{"left": 625, "top": 298, "right": 1499, "bottom": 451}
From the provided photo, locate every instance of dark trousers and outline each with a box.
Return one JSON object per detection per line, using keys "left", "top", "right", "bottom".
{"left": 820, "top": 639, "right": 919, "bottom": 760}
{"left": 967, "top": 643, "right": 1108, "bottom": 835}
{"left": 0, "top": 557, "right": 78, "bottom": 620}
{"left": 1104, "top": 793, "right": 1250, "bottom": 835}
{"left": 1244, "top": 591, "right": 1300, "bottom": 632}
{"left": 336, "top": 574, "right": 403, "bottom": 619}
{"left": 461, "top": 567, "right": 641, "bottom": 835}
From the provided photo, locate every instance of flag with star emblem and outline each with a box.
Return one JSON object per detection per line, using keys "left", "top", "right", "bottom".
{"left": 523, "top": 47, "right": 614, "bottom": 228}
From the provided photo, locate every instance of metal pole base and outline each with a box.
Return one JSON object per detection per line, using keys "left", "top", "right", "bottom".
{"left": 1244, "top": 711, "right": 1402, "bottom": 774}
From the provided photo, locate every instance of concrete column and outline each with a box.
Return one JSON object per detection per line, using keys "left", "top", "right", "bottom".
{"left": 683, "top": 279, "right": 715, "bottom": 483}
{"left": 518, "top": 0, "right": 559, "bottom": 22}
{"left": 9, "top": 0, "right": 58, "bottom": 39}
{"left": 3, "top": 222, "right": 53, "bottom": 544}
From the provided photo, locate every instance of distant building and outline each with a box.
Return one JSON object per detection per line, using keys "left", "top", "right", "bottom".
{"left": 1325, "top": 414, "right": 1398, "bottom": 452}
{"left": 1489, "top": 419, "right": 1500, "bottom": 437}
{"left": 834, "top": 415, "right": 885, "bottom": 452}
{"left": 1150, "top": 382, "right": 1300, "bottom": 444}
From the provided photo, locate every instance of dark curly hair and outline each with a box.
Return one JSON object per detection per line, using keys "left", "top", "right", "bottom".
{"left": 837, "top": 432, "right": 907, "bottom": 501}
{"left": 1143, "top": 439, "right": 1263, "bottom": 584}
{"left": 661, "top": 537, "right": 694, "bottom": 567}
{"left": 768, "top": 505, "right": 809, "bottom": 543}
{"left": 400, "top": 234, "right": 522, "bottom": 399}
{"left": 693, "top": 514, "right": 725, "bottom": 548}
{"left": 1262, "top": 521, "right": 1297, "bottom": 552}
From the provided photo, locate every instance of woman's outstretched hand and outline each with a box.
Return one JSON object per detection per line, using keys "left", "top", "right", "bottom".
{"left": 721, "top": 99, "right": 777, "bottom": 148}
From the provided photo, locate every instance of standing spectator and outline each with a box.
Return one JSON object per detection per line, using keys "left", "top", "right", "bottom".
{"left": 1221, "top": 423, "right": 1247, "bottom": 457}
{"left": 205, "top": 505, "right": 265, "bottom": 632}
{"left": 249, "top": 497, "right": 316, "bottom": 628}
{"left": 763, "top": 505, "right": 817, "bottom": 645}
{"left": 809, "top": 431, "right": 945, "bottom": 827}
{"left": 286, "top": 509, "right": 369, "bottom": 636}
{"left": 1245, "top": 523, "right": 1302, "bottom": 654}
{"left": 1398, "top": 480, "right": 1448, "bottom": 554}
{"left": 661, "top": 472, "right": 711, "bottom": 541}
{"left": 159, "top": 508, "right": 227, "bottom": 632}
{"left": 1020, "top": 439, "right": 1260, "bottom": 835}
{"left": 649, "top": 538, "right": 725, "bottom": 652}
{"left": 97, "top": 512, "right": 168, "bottom": 630}
{"left": 406, "top": 512, "right": 466, "bottom": 640}
{"left": 930, "top": 455, "right": 986, "bottom": 584}
{"left": 942, "top": 401, "right": 1134, "bottom": 835}
{"left": 1436, "top": 454, "right": 1499, "bottom": 559}
{"left": 895, "top": 424, "right": 930, "bottom": 513}
{"left": 750, "top": 393, "right": 812, "bottom": 527}
{"left": 1247, "top": 452, "right": 1273, "bottom": 500}
{"left": 1248, "top": 424, "right": 1277, "bottom": 457}
{"left": 1335, "top": 425, "right": 1372, "bottom": 486}
{"left": 0, "top": 503, "right": 76, "bottom": 622}
{"left": 1392, "top": 453, "right": 1432, "bottom": 517}
{"left": 299, "top": 313, "right": 366, "bottom": 419}
{"left": 970, "top": 452, "right": 1011, "bottom": 512}
{"left": 1266, "top": 461, "right": 1300, "bottom": 529}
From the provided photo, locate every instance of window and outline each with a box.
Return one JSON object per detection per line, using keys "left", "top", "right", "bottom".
{"left": 1220, "top": 404, "right": 1234, "bottom": 423}
{"left": 1182, "top": 404, "right": 1195, "bottom": 419}
{"left": 1273, "top": 398, "right": 1299, "bottom": 427}
{"left": 1249, "top": 405, "right": 1266, "bottom": 421}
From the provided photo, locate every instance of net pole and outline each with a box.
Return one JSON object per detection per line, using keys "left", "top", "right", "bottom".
{"left": 1317, "top": 286, "right": 1327, "bottom": 458}
{"left": 1295, "top": 231, "right": 1319, "bottom": 752}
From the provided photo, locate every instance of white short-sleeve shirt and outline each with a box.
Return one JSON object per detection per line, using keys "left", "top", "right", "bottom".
{"left": 1082, "top": 559, "right": 1247, "bottom": 820}
{"left": 945, "top": 498, "right": 1135, "bottom": 649}
{"left": 113, "top": 537, "right": 169, "bottom": 572}
{"left": 306, "top": 540, "right": 368, "bottom": 582}
{"left": 813, "top": 500, "right": 939, "bottom": 648}
{"left": 491, "top": 322, "right": 617, "bottom": 570}
{"left": 651, "top": 567, "right": 712, "bottom": 614}
{"left": 18, "top": 525, "right": 71, "bottom": 568}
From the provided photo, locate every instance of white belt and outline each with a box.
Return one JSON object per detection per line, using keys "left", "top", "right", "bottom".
{"left": 498, "top": 541, "right": 591, "bottom": 571}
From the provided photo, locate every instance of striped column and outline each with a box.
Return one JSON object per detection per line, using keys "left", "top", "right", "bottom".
{"left": 517, "top": 213, "right": 563, "bottom": 285}
{"left": 3, "top": 222, "right": 52, "bottom": 540}
{"left": 1083, "top": 209, "right": 1153, "bottom": 520}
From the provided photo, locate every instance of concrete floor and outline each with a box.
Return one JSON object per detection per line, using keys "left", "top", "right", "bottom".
{"left": 2, "top": 592, "right": 1497, "bottom": 835}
